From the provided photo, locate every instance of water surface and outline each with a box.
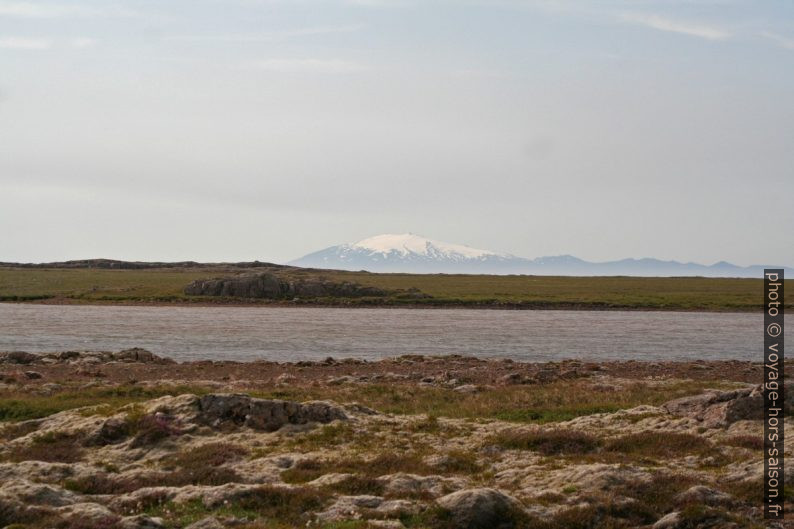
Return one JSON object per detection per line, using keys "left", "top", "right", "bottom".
{"left": 0, "top": 304, "right": 779, "bottom": 363}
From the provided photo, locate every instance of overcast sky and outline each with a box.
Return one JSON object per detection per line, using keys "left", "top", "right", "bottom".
{"left": 1, "top": 0, "right": 792, "bottom": 266}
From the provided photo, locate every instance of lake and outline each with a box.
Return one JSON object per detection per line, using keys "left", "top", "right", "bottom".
{"left": 0, "top": 304, "right": 781, "bottom": 363}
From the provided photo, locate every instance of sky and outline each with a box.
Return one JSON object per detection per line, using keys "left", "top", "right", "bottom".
{"left": 1, "top": 0, "right": 793, "bottom": 267}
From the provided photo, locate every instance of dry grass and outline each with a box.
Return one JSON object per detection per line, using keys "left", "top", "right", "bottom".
{"left": 3, "top": 431, "right": 84, "bottom": 463}
{"left": 253, "top": 379, "right": 740, "bottom": 424}
{"left": 491, "top": 429, "right": 601, "bottom": 455}
{"left": 603, "top": 431, "right": 713, "bottom": 458}
{"left": 720, "top": 434, "right": 763, "bottom": 451}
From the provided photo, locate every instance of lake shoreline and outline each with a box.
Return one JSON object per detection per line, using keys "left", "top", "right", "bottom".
{"left": 0, "top": 298, "right": 765, "bottom": 313}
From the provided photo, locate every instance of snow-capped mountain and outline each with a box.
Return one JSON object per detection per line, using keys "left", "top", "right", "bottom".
{"left": 288, "top": 233, "right": 792, "bottom": 277}
{"left": 290, "top": 233, "right": 520, "bottom": 273}
{"left": 350, "top": 233, "right": 505, "bottom": 261}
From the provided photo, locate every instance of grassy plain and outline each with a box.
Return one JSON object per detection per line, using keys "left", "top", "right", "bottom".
{"left": 0, "top": 266, "right": 790, "bottom": 311}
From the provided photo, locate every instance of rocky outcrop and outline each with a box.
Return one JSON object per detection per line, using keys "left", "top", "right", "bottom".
{"left": 197, "top": 394, "right": 347, "bottom": 431}
{"left": 661, "top": 386, "right": 763, "bottom": 428}
{"left": 0, "top": 348, "right": 173, "bottom": 365}
{"left": 436, "top": 488, "right": 526, "bottom": 529}
{"left": 184, "top": 273, "right": 389, "bottom": 299}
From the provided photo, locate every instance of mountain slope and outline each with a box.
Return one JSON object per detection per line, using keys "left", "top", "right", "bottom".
{"left": 289, "top": 233, "right": 792, "bottom": 277}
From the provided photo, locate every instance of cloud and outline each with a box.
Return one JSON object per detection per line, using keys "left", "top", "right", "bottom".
{"left": 344, "top": 0, "right": 409, "bottom": 6}
{"left": 250, "top": 58, "right": 365, "bottom": 74}
{"left": 760, "top": 31, "right": 794, "bottom": 50}
{"left": 620, "top": 13, "right": 730, "bottom": 40}
{"left": 0, "top": 1, "right": 133, "bottom": 18}
{"left": 70, "top": 37, "right": 96, "bottom": 48}
{"left": 165, "top": 25, "right": 363, "bottom": 43}
{"left": 0, "top": 36, "right": 51, "bottom": 49}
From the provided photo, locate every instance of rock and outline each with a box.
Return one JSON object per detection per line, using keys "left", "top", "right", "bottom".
{"left": 380, "top": 473, "right": 465, "bottom": 498}
{"left": 327, "top": 375, "right": 357, "bottom": 386}
{"left": 533, "top": 368, "right": 559, "bottom": 384}
{"left": 436, "top": 488, "right": 525, "bottom": 529}
{"left": 315, "top": 495, "right": 413, "bottom": 522}
{"left": 662, "top": 386, "right": 763, "bottom": 428}
{"left": 56, "top": 351, "right": 81, "bottom": 361}
{"left": 120, "top": 514, "right": 167, "bottom": 529}
{"left": 184, "top": 517, "right": 225, "bottom": 529}
{"left": 86, "top": 417, "right": 130, "bottom": 446}
{"left": 23, "top": 371, "right": 43, "bottom": 379}
{"left": 113, "top": 348, "right": 172, "bottom": 364}
{"left": 0, "top": 479, "right": 78, "bottom": 507}
{"left": 499, "top": 373, "right": 528, "bottom": 385}
{"left": 308, "top": 473, "right": 355, "bottom": 487}
{"left": 453, "top": 384, "right": 479, "bottom": 394}
{"left": 674, "top": 485, "right": 732, "bottom": 507}
{"left": 184, "top": 273, "right": 389, "bottom": 299}
{"left": 652, "top": 511, "right": 681, "bottom": 529}
{"left": 1, "top": 351, "right": 39, "bottom": 364}
{"left": 56, "top": 502, "right": 120, "bottom": 526}
{"left": 197, "top": 394, "right": 346, "bottom": 431}
{"left": 368, "top": 521, "right": 405, "bottom": 529}
{"left": 345, "top": 403, "right": 379, "bottom": 415}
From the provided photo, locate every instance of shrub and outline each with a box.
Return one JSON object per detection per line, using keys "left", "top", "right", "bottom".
{"left": 233, "top": 486, "right": 330, "bottom": 523}
{"left": 128, "top": 413, "right": 182, "bottom": 448}
{"left": 491, "top": 429, "right": 601, "bottom": 455}
{"left": 604, "top": 431, "right": 711, "bottom": 458}
{"left": 166, "top": 442, "right": 248, "bottom": 468}
{"left": 326, "top": 475, "right": 385, "bottom": 496}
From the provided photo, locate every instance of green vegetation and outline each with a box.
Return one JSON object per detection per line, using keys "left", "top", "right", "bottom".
{"left": 143, "top": 490, "right": 334, "bottom": 529}
{"left": 604, "top": 431, "right": 712, "bottom": 458}
{"left": 3, "top": 430, "right": 84, "bottom": 463}
{"left": 0, "top": 385, "right": 209, "bottom": 422}
{"left": 0, "top": 266, "right": 790, "bottom": 310}
{"left": 490, "top": 429, "right": 601, "bottom": 455}
{"left": 0, "top": 380, "right": 740, "bottom": 435}
{"left": 251, "top": 379, "right": 742, "bottom": 424}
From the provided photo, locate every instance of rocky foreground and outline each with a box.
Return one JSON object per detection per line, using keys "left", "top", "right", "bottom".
{"left": 0, "top": 351, "right": 791, "bottom": 529}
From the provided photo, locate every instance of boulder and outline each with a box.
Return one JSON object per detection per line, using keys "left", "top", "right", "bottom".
{"left": 113, "top": 348, "right": 172, "bottom": 364}
{"left": 197, "top": 394, "right": 346, "bottom": 431}
{"left": 436, "top": 488, "right": 525, "bottom": 529}
{"left": 86, "top": 417, "right": 131, "bottom": 446}
{"left": 0, "top": 479, "right": 78, "bottom": 507}
{"left": 662, "top": 386, "right": 763, "bottom": 428}
{"left": 652, "top": 511, "right": 681, "bottom": 529}
{"left": 1, "top": 351, "right": 39, "bottom": 364}
{"left": 674, "top": 485, "right": 732, "bottom": 507}
{"left": 120, "top": 514, "right": 167, "bottom": 529}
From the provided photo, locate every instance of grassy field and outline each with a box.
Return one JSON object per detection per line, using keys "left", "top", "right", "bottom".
{"left": 0, "top": 266, "right": 790, "bottom": 311}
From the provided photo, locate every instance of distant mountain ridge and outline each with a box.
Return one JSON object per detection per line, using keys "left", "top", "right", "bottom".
{"left": 289, "top": 233, "right": 792, "bottom": 278}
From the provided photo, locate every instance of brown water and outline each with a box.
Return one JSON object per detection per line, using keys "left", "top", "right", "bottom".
{"left": 0, "top": 304, "right": 779, "bottom": 363}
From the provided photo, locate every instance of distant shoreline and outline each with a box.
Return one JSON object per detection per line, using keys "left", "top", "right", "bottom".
{"left": 1, "top": 266, "right": 790, "bottom": 313}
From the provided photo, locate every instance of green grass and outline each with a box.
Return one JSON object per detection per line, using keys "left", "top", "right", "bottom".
{"left": 0, "top": 385, "right": 209, "bottom": 422}
{"left": 0, "top": 266, "right": 790, "bottom": 310}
